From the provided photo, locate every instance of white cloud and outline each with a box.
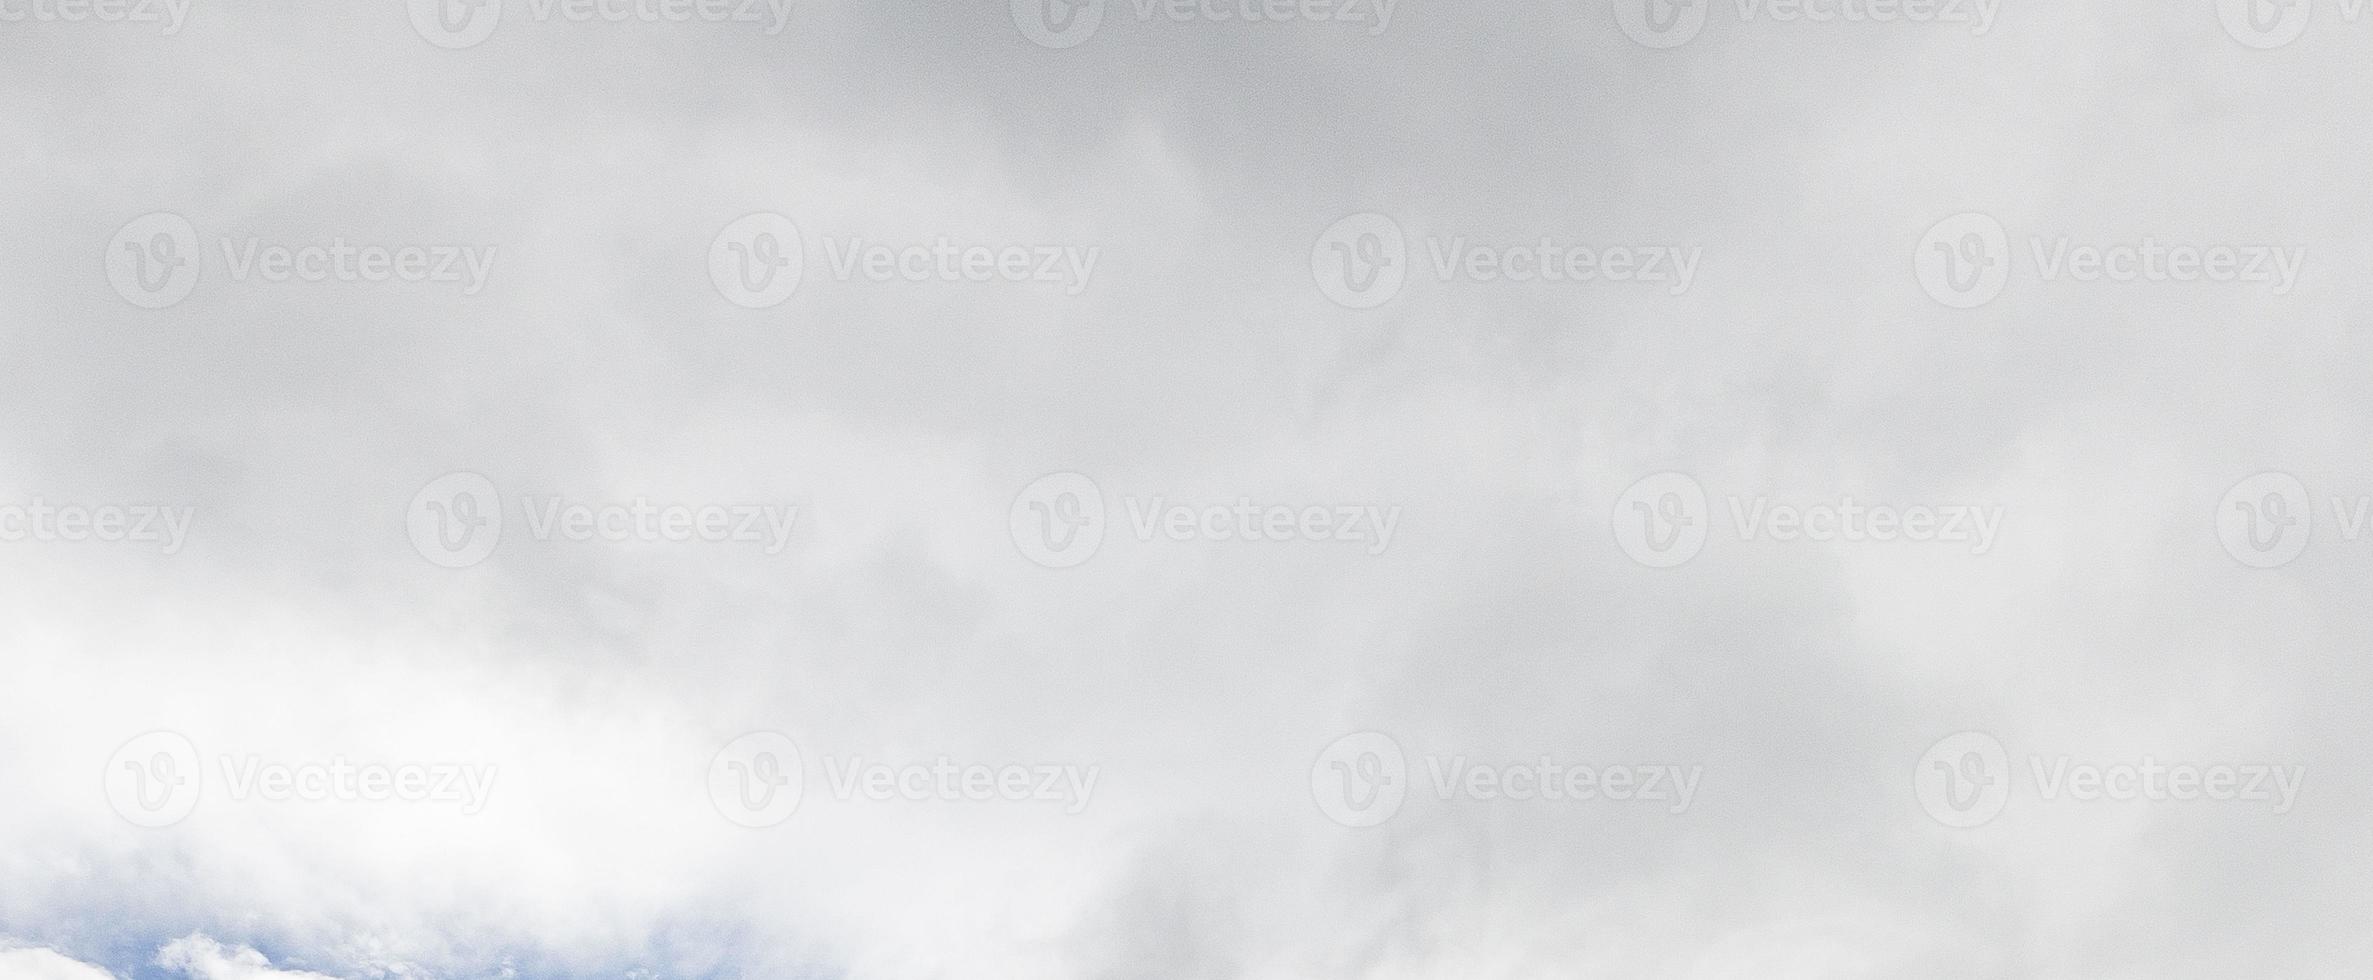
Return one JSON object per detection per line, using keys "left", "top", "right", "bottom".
{"left": 156, "top": 936, "right": 340, "bottom": 980}
{"left": 3, "top": 1, "right": 2370, "bottom": 977}
{"left": 0, "top": 946, "right": 116, "bottom": 980}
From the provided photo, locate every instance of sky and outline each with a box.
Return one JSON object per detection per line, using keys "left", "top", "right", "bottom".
{"left": 2, "top": 0, "right": 2370, "bottom": 977}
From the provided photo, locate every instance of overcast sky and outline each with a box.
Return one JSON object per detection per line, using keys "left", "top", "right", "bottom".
{"left": 2, "top": 1, "right": 2369, "bottom": 978}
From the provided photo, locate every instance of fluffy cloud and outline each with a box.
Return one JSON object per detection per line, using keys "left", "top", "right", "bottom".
{"left": 156, "top": 937, "right": 342, "bottom": 980}
{"left": 0, "top": 946, "right": 117, "bottom": 980}
{"left": 1, "top": 1, "right": 2368, "bottom": 978}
